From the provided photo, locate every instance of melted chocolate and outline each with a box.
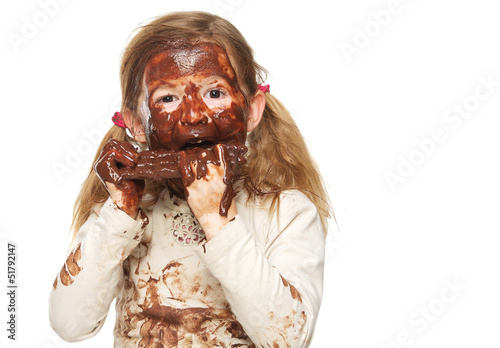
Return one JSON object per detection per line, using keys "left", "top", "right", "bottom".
{"left": 120, "top": 142, "right": 247, "bottom": 216}
{"left": 96, "top": 42, "right": 250, "bottom": 218}
{"left": 138, "top": 42, "right": 249, "bottom": 217}
{"left": 94, "top": 139, "right": 145, "bottom": 216}
{"left": 142, "top": 42, "right": 248, "bottom": 152}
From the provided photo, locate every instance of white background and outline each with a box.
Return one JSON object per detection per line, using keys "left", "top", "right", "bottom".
{"left": 1, "top": 0, "right": 499, "bottom": 347}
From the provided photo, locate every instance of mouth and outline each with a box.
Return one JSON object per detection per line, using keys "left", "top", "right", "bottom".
{"left": 179, "top": 139, "right": 217, "bottom": 151}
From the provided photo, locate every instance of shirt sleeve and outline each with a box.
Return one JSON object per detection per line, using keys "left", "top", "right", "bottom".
{"left": 195, "top": 191, "right": 326, "bottom": 347}
{"left": 48, "top": 198, "right": 149, "bottom": 342}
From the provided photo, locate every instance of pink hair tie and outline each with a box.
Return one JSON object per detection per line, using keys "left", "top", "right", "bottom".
{"left": 258, "top": 84, "right": 270, "bottom": 93}
{"left": 112, "top": 111, "right": 126, "bottom": 128}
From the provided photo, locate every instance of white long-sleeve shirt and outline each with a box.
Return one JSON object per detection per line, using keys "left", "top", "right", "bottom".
{"left": 49, "top": 188, "right": 325, "bottom": 347}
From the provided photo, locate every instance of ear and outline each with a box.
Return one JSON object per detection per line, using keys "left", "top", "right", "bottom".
{"left": 246, "top": 89, "right": 266, "bottom": 132}
{"left": 123, "top": 108, "right": 147, "bottom": 144}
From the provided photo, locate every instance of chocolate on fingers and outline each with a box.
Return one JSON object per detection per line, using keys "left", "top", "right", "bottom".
{"left": 120, "top": 143, "right": 247, "bottom": 181}
{"left": 120, "top": 149, "right": 180, "bottom": 180}
{"left": 119, "top": 143, "right": 247, "bottom": 216}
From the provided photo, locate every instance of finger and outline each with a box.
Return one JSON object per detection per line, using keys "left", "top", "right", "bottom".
{"left": 236, "top": 143, "right": 248, "bottom": 165}
{"left": 216, "top": 143, "right": 227, "bottom": 162}
{"left": 110, "top": 141, "right": 139, "bottom": 168}
{"left": 135, "top": 149, "right": 178, "bottom": 174}
{"left": 94, "top": 151, "right": 123, "bottom": 184}
{"left": 95, "top": 141, "right": 139, "bottom": 184}
{"left": 191, "top": 160, "right": 199, "bottom": 180}
{"left": 216, "top": 144, "right": 234, "bottom": 184}
{"left": 195, "top": 149, "right": 212, "bottom": 180}
{"left": 178, "top": 151, "right": 194, "bottom": 187}
{"left": 112, "top": 148, "right": 136, "bottom": 169}
{"left": 101, "top": 139, "right": 139, "bottom": 167}
{"left": 120, "top": 149, "right": 181, "bottom": 180}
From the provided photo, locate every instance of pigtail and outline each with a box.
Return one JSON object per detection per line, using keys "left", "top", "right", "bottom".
{"left": 69, "top": 124, "right": 129, "bottom": 243}
{"left": 243, "top": 93, "right": 333, "bottom": 236}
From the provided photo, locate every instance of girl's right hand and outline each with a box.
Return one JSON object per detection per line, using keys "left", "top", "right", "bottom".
{"left": 94, "top": 139, "right": 144, "bottom": 218}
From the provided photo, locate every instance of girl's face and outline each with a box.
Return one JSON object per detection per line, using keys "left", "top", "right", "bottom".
{"left": 139, "top": 41, "right": 248, "bottom": 151}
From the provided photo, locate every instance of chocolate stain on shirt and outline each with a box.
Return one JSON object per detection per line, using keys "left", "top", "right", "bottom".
{"left": 163, "top": 260, "right": 183, "bottom": 271}
{"left": 137, "top": 279, "right": 247, "bottom": 347}
{"left": 59, "top": 243, "right": 83, "bottom": 286}
{"left": 280, "top": 275, "right": 303, "bottom": 304}
{"left": 139, "top": 210, "right": 150, "bottom": 229}
{"left": 116, "top": 255, "right": 254, "bottom": 347}
{"left": 267, "top": 309, "right": 307, "bottom": 347}
{"left": 111, "top": 190, "right": 260, "bottom": 347}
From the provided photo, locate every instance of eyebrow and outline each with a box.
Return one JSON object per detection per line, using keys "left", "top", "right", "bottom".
{"left": 205, "top": 76, "right": 234, "bottom": 88}
{"left": 151, "top": 76, "right": 232, "bottom": 94}
{"left": 148, "top": 83, "right": 179, "bottom": 100}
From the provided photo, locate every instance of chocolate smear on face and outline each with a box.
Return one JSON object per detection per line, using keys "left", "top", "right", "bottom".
{"left": 127, "top": 41, "right": 250, "bottom": 216}
{"left": 141, "top": 41, "right": 248, "bottom": 152}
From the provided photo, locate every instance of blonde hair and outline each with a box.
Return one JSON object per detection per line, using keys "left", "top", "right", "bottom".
{"left": 70, "top": 11, "right": 333, "bottom": 241}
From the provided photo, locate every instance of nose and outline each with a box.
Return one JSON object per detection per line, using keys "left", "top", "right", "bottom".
{"left": 179, "top": 94, "right": 209, "bottom": 126}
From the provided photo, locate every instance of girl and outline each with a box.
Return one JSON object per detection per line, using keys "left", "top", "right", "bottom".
{"left": 49, "top": 11, "right": 332, "bottom": 348}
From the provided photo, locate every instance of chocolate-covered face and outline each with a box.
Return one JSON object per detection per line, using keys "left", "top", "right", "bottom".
{"left": 140, "top": 42, "right": 248, "bottom": 151}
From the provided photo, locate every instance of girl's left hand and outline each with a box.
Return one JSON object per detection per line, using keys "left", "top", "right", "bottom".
{"left": 179, "top": 144, "right": 239, "bottom": 240}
